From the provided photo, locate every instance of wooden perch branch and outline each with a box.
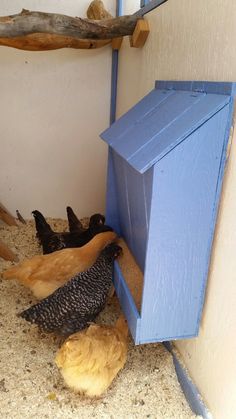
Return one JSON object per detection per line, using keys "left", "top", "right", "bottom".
{"left": 0, "top": 203, "right": 17, "bottom": 226}
{"left": 0, "top": 1, "right": 149, "bottom": 52}
{"left": 0, "top": 3, "right": 139, "bottom": 51}
{"left": 0, "top": 239, "right": 18, "bottom": 262}
{"left": 0, "top": 10, "right": 138, "bottom": 40}
{"left": 0, "top": 1, "right": 116, "bottom": 50}
{"left": 0, "top": 0, "right": 139, "bottom": 51}
{"left": 0, "top": 33, "right": 111, "bottom": 51}
{"left": 0, "top": 202, "right": 18, "bottom": 262}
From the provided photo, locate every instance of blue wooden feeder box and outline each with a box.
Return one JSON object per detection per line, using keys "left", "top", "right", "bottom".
{"left": 100, "top": 80, "right": 235, "bottom": 345}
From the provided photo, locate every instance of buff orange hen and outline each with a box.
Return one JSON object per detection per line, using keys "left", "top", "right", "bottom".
{"left": 2, "top": 231, "right": 117, "bottom": 299}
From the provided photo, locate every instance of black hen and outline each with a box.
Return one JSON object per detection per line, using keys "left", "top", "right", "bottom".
{"left": 19, "top": 243, "right": 122, "bottom": 336}
{"left": 66, "top": 206, "right": 105, "bottom": 233}
{"left": 32, "top": 210, "right": 53, "bottom": 239}
{"left": 66, "top": 206, "right": 84, "bottom": 233}
{"left": 88, "top": 213, "right": 105, "bottom": 228}
{"left": 32, "top": 209, "right": 112, "bottom": 255}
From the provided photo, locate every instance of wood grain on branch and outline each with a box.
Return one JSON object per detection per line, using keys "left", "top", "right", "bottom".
{"left": 0, "top": 0, "right": 140, "bottom": 51}
{"left": 0, "top": 1, "right": 117, "bottom": 50}
{"left": 0, "top": 10, "right": 139, "bottom": 40}
{"left": 0, "top": 33, "right": 111, "bottom": 51}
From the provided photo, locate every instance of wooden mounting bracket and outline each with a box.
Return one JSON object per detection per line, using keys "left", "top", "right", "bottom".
{"left": 130, "top": 19, "right": 150, "bottom": 48}
{"left": 111, "top": 37, "right": 123, "bottom": 50}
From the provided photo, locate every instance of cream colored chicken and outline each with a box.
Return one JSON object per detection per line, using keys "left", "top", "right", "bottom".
{"left": 2, "top": 231, "right": 117, "bottom": 299}
{"left": 55, "top": 315, "right": 128, "bottom": 397}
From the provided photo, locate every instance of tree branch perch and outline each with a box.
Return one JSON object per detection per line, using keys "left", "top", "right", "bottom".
{"left": 0, "top": 3, "right": 139, "bottom": 51}
{"left": 0, "top": 10, "right": 138, "bottom": 40}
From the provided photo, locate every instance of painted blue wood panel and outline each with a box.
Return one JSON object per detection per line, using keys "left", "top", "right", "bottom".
{"left": 130, "top": 95, "right": 230, "bottom": 173}
{"left": 110, "top": 50, "right": 119, "bottom": 125}
{"left": 143, "top": 168, "right": 154, "bottom": 225}
{"left": 112, "top": 152, "right": 133, "bottom": 249}
{"left": 137, "top": 0, "right": 168, "bottom": 16}
{"left": 139, "top": 105, "right": 230, "bottom": 343}
{"left": 164, "top": 342, "right": 210, "bottom": 418}
{"left": 109, "top": 0, "right": 123, "bottom": 124}
{"left": 102, "top": 88, "right": 174, "bottom": 144}
{"left": 111, "top": 91, "right": 204, "bottom": 159}
{"left": 111, "top": 151, "right": 154, "bottom": 271}
{"left": 101, "top": 89, "right": 230, "bottom": 174}
{"left": 124, "top": 163, "right": 149, "bottom": 270}
{"left": 105, "top": 149, "right": 121, "bottom": 235}
{"left": 103, "top": 80, "right": 235, "bottom": 344}
{"left": 140, "top": 0, "right": 149, "bottom": 8}
{"left": 194, "top": 96, "right": 235, "bottom": 328}
{"left": 155, "top": 80, "right": 236, "bottom": 96}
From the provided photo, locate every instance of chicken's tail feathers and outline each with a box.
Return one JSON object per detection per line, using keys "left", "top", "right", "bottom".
{"left": 66, "top": 206, "right": 83, "bottom": 233}
{"left": 32, "top": 210, "right": 53, "bottom": 238}
{"left": 19, "top": 307, "right": 37, "bottom": 323}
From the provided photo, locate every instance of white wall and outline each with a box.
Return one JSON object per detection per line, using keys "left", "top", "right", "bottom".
{"left": 0, "top": 0, "right": 115, "bottom": 218}
{"left": 117, "top": 1, "right": 236, "bottom": 418}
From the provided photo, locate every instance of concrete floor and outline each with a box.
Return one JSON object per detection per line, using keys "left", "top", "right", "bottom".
{"left": 0, "top": 219, "right": 200, "bottom": 419}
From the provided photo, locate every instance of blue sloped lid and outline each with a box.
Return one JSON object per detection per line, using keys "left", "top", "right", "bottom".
{"left": 100, "top": 81, "right": 232, "bottom": 174}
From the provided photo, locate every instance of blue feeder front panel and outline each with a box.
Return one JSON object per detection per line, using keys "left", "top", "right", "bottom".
{"left": 101, "top": 81, "right": 235, "bottom": 345}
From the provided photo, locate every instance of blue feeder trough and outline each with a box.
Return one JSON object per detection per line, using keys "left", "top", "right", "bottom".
{"left": 100, "top": 80, "right": 235, "bottom": 345}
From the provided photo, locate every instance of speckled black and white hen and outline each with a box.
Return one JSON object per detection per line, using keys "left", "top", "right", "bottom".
{"left": 19, "top": 243, "right": 122, "bottom": 336}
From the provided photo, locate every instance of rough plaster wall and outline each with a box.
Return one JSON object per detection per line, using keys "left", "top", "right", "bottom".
{"left": 0, "top": 0, "right": 115, "bottom": 218}
{"left": 117, "top": 1, "right": 236, "bottom": 418}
